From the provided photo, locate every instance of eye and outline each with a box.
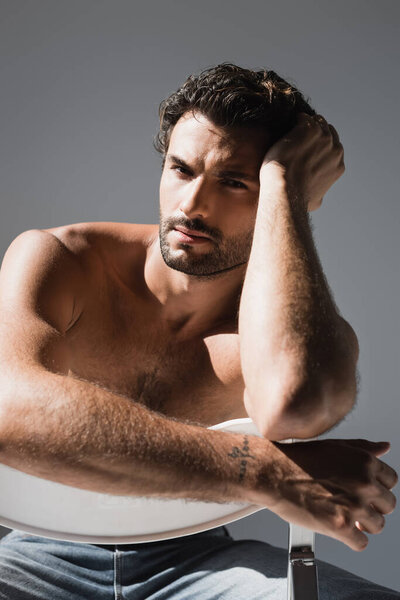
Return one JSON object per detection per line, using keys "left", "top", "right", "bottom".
{"left": 171, "top": 165, "right": 191, "bottom": 175}
{"left": 170, "top": 166, "right": 247, "bottom": 190}
{"left": 222, "top": 179, "right": 247, "bottom": 189}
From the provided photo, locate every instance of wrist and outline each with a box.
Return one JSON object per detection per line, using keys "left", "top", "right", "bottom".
{"left": 258, "top": 176, "right": 308, "bottom": 219}
{"left": 259, "top": 161, "right": 288, "bottom": 189}
{"left": 259, "top": 163, "right": 309, "bottom": 211}
{"left": 238, "top": 434, "right": 285, "bottom": 508}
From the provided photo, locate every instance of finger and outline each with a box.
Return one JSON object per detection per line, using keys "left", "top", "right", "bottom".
{"left": 297, "top": 111, "right": 313, "bottom": 122}
{"left": 370, "top": 481, "right": 397, "bottom": 514}
{"left": 296, "top": 112, "right": 314, "bottom": 130}
{"left": 328, "top": 124, "right": 345, "bottom": 166}
{"left": 355, "top": 513, "right": 383, "bottom": 533}
{"left": 315, "top": 114, "right": 330, "bottom": 135}
{"left": 344, "top": 439, "right": 391, "bottom": 455}
{"left": 354, "top": 504, "right": 385, "bottom": 535}
{"left": 326, "top": 505, "right": 369, "bottom": 551}
{"left": 328, "top": 123, "right": 341, "bottom": 146}
{"left": 376, "top": 460, "right": 399, "bottom": 491}
{"left": 343, "top": 524, "right": 369, "bottom": 552}
{"left": 374, "top": 445, "right": 391, "bottom": 457}
{"left": 328, "top": 520, "right": 369, "bottom": 552}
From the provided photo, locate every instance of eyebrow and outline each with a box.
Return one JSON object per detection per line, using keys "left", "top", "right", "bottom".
{"left": 166, "top": 154, "right": 259, "bottom": 183}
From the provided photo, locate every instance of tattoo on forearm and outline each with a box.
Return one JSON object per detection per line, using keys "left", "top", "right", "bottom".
{"left": 228, "top": 435, "right": 255, "bottom": 483}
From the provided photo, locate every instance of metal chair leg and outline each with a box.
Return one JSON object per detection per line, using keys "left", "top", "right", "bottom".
{"left": 287, "top": 523, "right": 319, "bottom": 600}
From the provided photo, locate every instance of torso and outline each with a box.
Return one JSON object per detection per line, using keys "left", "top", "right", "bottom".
{"left": 47, "top": 222, "right": 248, "bottom": 427}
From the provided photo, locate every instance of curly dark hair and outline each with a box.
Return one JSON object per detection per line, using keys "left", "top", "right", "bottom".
{"left": 153, "top": 62, "right": 316, "bottom": 164}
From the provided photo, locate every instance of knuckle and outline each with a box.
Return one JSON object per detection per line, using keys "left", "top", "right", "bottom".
{"left": 332, "top": 509, "right": 353, "bottom": 531}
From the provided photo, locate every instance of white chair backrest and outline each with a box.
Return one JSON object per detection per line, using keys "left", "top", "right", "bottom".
{"left": 0, "top": 417, "right": 319, "bottom": 597}
{"left": 0, "top": 418, "right": 264, "bottom": 543}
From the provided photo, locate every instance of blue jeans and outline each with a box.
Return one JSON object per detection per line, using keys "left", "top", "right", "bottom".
{"left": 0, "top": 527, "right": 398, "bottom": 599}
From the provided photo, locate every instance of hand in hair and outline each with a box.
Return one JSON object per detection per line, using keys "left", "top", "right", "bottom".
{"left": 260, "top": 112, "right": 345, "bottom": 212}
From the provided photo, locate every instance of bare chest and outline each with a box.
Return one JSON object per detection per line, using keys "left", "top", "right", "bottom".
{"left": 66, "top": 285, "right": 246, "bottom": 426}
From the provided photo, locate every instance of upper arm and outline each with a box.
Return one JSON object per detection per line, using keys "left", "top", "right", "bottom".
{"left": 0, "top": 229, "right": 85, "bottom": 382}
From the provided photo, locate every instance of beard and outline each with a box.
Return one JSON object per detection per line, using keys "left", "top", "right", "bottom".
{"left": 159, "top": 210, "right": 254, "bottom": 280}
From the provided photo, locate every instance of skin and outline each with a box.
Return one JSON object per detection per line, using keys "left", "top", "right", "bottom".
{"left": 0, "top": 109, "right": 397, "bottom": 553}
{"left": 147, "top": 110, "right": 272, "bottom": 334}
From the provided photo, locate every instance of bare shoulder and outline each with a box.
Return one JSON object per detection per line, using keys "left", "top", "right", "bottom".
{"left": 44, "top": 221, "right": 160, "bottom": 305}
{"left": 0, "top": 222, "right": 158, "bottom": 335}
{"left": 44, "top": 221, "right": 158, "bottom": 271}
{"left": 0, "top": 228, "right": 87, "bottom": 335}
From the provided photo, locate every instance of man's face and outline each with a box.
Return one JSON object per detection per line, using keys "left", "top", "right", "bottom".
{"left": 159, "top": 111, "right": 271, "bottom": 279}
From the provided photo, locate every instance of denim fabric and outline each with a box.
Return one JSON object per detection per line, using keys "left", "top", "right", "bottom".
{"left": 0, "top": 527, "right": 399, "bottom": 599}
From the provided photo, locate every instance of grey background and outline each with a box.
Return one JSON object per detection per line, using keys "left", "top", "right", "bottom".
{"left": 0, "top": 0, "right": 399, "bottom": 592}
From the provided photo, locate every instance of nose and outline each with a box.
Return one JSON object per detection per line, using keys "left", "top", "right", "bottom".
{"left": 178, "top": 177, "right": 210, "bottom": 220}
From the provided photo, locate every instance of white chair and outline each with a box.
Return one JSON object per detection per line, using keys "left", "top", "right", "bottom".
{"left": 0, "top": 417, "right": 319, "bottom": 599}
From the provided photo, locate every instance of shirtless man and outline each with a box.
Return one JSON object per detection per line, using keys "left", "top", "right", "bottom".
{"left": 0, "top": 63, "right": 398, "bottom": 599}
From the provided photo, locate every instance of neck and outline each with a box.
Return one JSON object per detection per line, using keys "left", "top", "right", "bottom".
{"left": 144, "top": 233, "right": 247, "bottom": 336}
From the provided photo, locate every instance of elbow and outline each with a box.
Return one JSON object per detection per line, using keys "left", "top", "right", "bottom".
{"left": 246, "top": 383, "right": 324, "bottom": 441}
{"left": 280, "top": 374, "right": 357, "bottom": 440}
{"left": 245, "top": 370, "right": 357, "bottom": 441}
{"left": 244, "top": 335, "right": 359, "bottom": 441}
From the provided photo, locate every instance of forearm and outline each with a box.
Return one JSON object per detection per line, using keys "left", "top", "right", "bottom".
{"left": 239, "top": 168, "right": 351, "bottom": 436}
{"left": 0, "top": 368, "right": 275, "bottom": 505}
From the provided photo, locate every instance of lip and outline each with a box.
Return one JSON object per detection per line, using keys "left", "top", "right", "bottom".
{"left": 174, "top": 226, "right": 211, "bottom": 240}
{"left": 172, "top": 227, "right": 212, "bottom": 245}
